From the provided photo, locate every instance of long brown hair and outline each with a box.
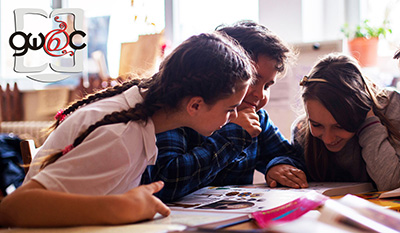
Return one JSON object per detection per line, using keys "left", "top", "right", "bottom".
{"left": 297, "top": 53, "right": 400, "bottom": 181}
{"left": 40, "top": 32, "right": 256, "bottom": 169}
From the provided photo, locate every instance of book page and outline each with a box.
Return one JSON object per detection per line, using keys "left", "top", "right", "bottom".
{"left": 315, "top": 182, "right": 374, "bottom": 196}
{"left": 168, "top": 182, "right": 374, "bottom": 214}
{"left": 379, "top": 187, "right": 400, "bottom": 198}
{"left": 318, "top": 195, "right": 400, "bottom": 233}
{"left": 150, "top": 211, "right": 249, "bottom": 228}
{"left": 338, "top": 195, "right": 400, "bottom": 231}
{"left": 355, "top": 192, "right": 400, "bottom": 210}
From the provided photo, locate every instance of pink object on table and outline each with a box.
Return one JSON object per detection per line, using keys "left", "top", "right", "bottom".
{"left": 252, "top": 191, "right": 329, "bottom": 228}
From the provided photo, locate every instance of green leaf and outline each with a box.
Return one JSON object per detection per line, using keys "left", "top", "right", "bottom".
{"left": 342, "top": 19, "right": 392, "bottom": 39}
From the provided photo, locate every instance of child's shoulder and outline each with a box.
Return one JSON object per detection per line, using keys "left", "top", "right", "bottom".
{"left": 379, "top": 88, "right": 400, "bottom": 126}
{"left": 380, "top": 88, "right": 400, "bottom": 109}
{"left": 387, "top": 88, "right": 400, "bottom": 100}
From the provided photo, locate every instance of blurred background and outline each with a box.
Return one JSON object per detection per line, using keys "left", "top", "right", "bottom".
{"left": 0, "top": 0, "right": 399, "bottom": 142}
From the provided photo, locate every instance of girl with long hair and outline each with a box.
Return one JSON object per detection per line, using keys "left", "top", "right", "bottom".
{"left": 293, "top": 53, "right": 400, "bottom": 191}
{"left": 0, "top": 32, "right": 255, "bottom": 227}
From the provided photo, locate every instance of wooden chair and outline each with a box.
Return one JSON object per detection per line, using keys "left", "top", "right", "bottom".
{"left": 20, "top": 139, "right": 38, "bottom": 174}
{"left": 0, "top": 82, "right": 23, "bottom": 121}
{"left": 69, "top": 75, "right": 122, "bottom": 102}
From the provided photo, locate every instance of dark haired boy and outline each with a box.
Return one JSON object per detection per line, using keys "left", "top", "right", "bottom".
{"left": 142, "top": 21, "right": 308, "bottom": 202}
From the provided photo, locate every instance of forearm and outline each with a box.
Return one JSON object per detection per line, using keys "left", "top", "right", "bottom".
{"left": 152, "top": 127, "right": 251, "bottom": 201}
{"left": 264, "top": 134, "right": 306, "bottom": 172}
{"left": 265, "top": 154, "right": 305, "bottom": 172}
{"left": 0, "top": 187, "right": 136, "bottom": 227}
{"left": 359, "top": 116, "right": 400, "bottom": 191}
{"left": 259, "top": 113, "right": 306, "bottom": 173}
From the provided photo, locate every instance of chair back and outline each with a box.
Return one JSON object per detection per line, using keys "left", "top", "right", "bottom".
{"left": 20, "top": 139, "right": 38, "bottom": 174}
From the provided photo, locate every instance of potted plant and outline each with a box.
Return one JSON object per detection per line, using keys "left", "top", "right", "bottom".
{"left": 341, "top": 20, "right": 392, "bottom": 67}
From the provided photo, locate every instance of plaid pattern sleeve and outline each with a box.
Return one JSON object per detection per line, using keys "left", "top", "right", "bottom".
{"left": 207, "top": 109, "right": 306, "bottom": 186}
{"left": 141, "top": 109, "right": 305, "bottom": 202}
{"left": 256, "top": 110, "right": 306, "bottom": 173}
{"left": 141, "top": 124, "right": 253, "bottom": 202}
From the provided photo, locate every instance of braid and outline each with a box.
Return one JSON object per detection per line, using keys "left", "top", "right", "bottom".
{"left": 40, "top": 32, "right": 254, "bottom": 169}
{"left": 47, "top": 79, "right": 143, "bottom": 133}
{"left": 73, "top": 100, "right": 161, "bottom": 146}
{"left": 40, "top": 101, "right": 158, "bottom": 169}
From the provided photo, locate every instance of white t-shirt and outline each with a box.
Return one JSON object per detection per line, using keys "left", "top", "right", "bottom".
{"left": 24, "top": 86, "right": 157, "bottom": 195}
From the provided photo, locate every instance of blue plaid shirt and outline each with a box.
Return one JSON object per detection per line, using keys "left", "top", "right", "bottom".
{"left": 141, "top": 109, "right": 305, "bottom": 202}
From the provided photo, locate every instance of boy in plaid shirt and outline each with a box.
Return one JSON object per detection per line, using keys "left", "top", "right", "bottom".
{"left": 142, "top": 21, "right": 308, "bottom": 202}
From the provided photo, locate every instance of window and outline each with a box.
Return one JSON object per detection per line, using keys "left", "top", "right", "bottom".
{"left": 4, "top": 0, "right": 396, "bottom": 88}
{"left": 168, "top": 0, "right": 259, "bottom": 46}
{"left": 67, "top": 0, "right": 165, "bottom": 78}
{"left": 363, "top": 0, "right": 400, "bottom": 56}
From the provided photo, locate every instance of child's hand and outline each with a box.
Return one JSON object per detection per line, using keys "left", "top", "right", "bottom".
{"left": 266, "top": 165, "right": 308, "bottom": 189}
{"left": 230, "top": 108, "right": 261, "bottom": 138}
{"left": 121, "top": 181, "right": 170, "bottom": 223}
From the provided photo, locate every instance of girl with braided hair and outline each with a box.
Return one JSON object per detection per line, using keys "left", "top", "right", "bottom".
{"left": 0, "top": 32, "right": 255, "bottom": 227}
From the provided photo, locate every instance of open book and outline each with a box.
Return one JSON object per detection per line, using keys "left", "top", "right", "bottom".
{"left": 267, "top": 194, "right": 400, "bottom": 233}
{"left": 352, "top": 191, "right": 400, "bottom": 211}
{"left": 379, "top": 187, "right": 400, "bottom": 199}
{"left": 167, "top": 182, "right": 375, "bottom": 214}
{"left": 163, "top": 183, "right": 377, "bottom": 231}
{"left": 318, "top": 194, "right": 400, "bottom": 232}
{"left": 317, "top": 182, "right": 374, "bottom": 197}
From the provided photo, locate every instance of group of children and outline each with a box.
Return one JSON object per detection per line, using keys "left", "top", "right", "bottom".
{"left": 0, "top": 20, "right": 399, "bottom": 228}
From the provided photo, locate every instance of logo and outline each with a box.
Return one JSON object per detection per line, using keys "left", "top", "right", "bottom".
{"left": 9, "top": 8, "right": 86, "bottom": 82}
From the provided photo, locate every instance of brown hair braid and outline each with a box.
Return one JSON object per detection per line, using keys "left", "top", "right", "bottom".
{"left": 40, "top": 104, "right": 151, "bottom": 169}
{"left": 48, "top": 78, "right": 143, "bottom": 133}
{"left": 39, "top": 32, "right": 255, "bottom": 169}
